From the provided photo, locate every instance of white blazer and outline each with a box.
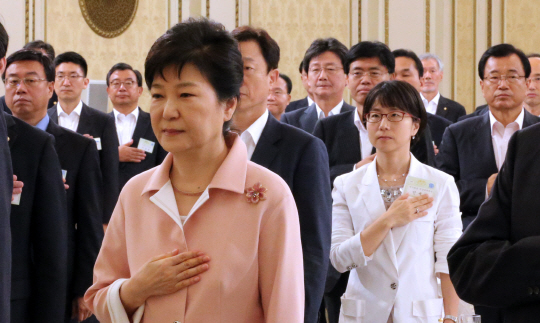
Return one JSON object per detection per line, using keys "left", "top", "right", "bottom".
{"left": 330, "top": 154, "right": 462, "bottom": 323}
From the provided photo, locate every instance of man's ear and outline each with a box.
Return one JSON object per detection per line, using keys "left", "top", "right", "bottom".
{"left": 389, "top": 73, "right": 396, "bottom": 80}
{"left": 268, "top": 69, "right": 279, "bottom": 85}
{"left": 0, "top": 57, "right": 6, "bottom": 76}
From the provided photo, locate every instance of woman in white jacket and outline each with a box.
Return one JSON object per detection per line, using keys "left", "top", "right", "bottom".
{"left": 330, "top": 80, "right": 462, "bottom": 323}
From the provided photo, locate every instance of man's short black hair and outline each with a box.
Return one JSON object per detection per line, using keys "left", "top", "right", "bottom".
{"left": 24, "top": 40, "right": 55, "bottom": 59}
{"left": 231, "top": 26, "right": 280, "bottom": 72}
{"left": 302, "top": 38, "right": 348, "bottom": 74}
{"left": 346, "top": 41, "right": 394, "bottom": 74}
{"left": 54, "top": 51, "right": 88, "bottom": 77}
{"left": 106, "top": 63, "right": 143, "bottom": 87}
{"left": 3, "top": 49, "right": 55, "bottom": 82}
{"left": 0, "top": 22, "right": 8, "bottom": 59}
{"left": 279, "top": 73, "right": 292, "bottom": 94}
{"left": 393, "top": 49, "right": 424, "bottom": 77}
{"left": 478, "top": 44, "right": 531, "bottom": 79}
{"left": 298, "top": 60, "right": 304, "bottom": 74}
{"left": 528, "top": 53, "right": 540, "bottom": 59}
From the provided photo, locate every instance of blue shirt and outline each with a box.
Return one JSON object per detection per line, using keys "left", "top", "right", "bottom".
{"left": 34, "top": 114, "right": 50, "bottom": 132}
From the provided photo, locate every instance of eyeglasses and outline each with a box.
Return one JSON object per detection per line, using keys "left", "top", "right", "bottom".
{"left": 484, "top": 74, "right": 526, "bottom": 85}
{"left": 308, "top": 66, "right": 344, "bottom": 76}
{"left": 4, "top": 77, "right": 48, "bottom": 88}
{"left": 110, "top": 80, "right": 137, "bottom": 89}
{"left": 349, "top": 71, "right": 387, "bottom": 80}
{"left": 56, "top": 74, "right": 84, "bottom": 82}
{"left": 529, "top": 76, "right": 540, "bottom": 84}
{"left": 365, "top": 111, "right": 417, "bottom": 123}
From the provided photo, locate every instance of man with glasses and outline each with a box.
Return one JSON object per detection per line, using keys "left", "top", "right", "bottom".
{"left": 48, "top": 52, "right": 119, "bottom": 228}
{"left": 267, "top": 73, "right": 292, "bottom": 121}
{"left": 106, "top": 63, "right": 167, "bottom": 190}
{"left": 281, "top": 38, "right": 355, "bottom": 133}
{"left": 437, "top": 44, "right": 540, "bottom": 322}
{"left": 524, "top": 54, "right": 540, "bottom": 116}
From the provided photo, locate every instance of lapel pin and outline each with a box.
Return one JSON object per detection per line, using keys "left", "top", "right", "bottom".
{"left": 245, "top": 182, "right": 267, "bottom": 204}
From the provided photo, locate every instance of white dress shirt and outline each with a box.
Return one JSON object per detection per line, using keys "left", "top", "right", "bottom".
{"left": 240, "top": 109, "right": 269, "bottom": 160}
{"left": 420, "top": 92, "right": 440, "bottom": 115}
{"left": 57, "top": 101, "right": 83, "bottom": 132}
{"left": 113, "top": 107, "right": 140, "bottom": 145}
{"left": 315, "top": 100, "right": 344, "bottom": 119}
{"left": 489, "top": 108, "right": 524, "bottom": 170}
{"left": 353, "top": 109, "right": 373, "bottom": 167}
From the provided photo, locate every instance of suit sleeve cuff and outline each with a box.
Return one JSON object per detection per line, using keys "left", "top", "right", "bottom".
{"left": 106, "top": 279, "right": 145, "bottom": 323}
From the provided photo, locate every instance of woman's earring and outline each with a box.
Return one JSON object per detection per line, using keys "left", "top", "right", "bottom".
{"left": 412, "top": 135, "right": 415, "bottom": 139}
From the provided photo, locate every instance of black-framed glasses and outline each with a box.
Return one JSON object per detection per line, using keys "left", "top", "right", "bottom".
{"left": 110, "top": 80, "right": 137, "bottom": 89}
{"left": 55, "top": 74, "right": 84, "bottom": 82}
{"left": 484, "top": 74, "right": 526, "bottom": 84}
{"left": 4, "top": 77, "right": 48, "bottom": 88}
{"left": 308, "top": 66, "right": 344, "bottom": 76}
{"left": 348, "top": 71, "right": 387, "bottom": 80}
{"left": 365, "top": 111, "right": 417, "bottom": 123}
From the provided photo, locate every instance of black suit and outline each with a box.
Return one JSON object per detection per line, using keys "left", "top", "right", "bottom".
{"left": 427, "top": 112, "right": 452, "bottom": 147}
{"left": 448, "top": 122, "right": 540, "bottom": 323}
{"left": 250, "top": 114, "right": 331, "bottom": 323}
{"left": 285, "top": 96, "right": 309, "bottom": 113}
{"left": 48, "top": 104, "right": 120, "bottom": 223}
{"left": 45, "top": 121, "right": 104, "bottom": 321}
{"left": 435, "top": 95, "right": 466, "bottom": 123}
{"left": 281, "top": 102, "right": 355, "bottom": 133}
{"left": 5, "top": 114, "right": 68, "bottom": 323}
{"left": 436, "top": 109, "right": 540, "bottom": 229}
{"left": 109, "top": 108, "right": 168, "bottom": 190}
{"left": 312, "top": 109, "right": 436, "bottom": 322}
{"left": 0, "top": 96, "right": 12, "bottom": 115}
{"left": 457, "top": 104, "right": 489, "bottom": 122}
{"left": 0, "top": 112, "right": 12, "bottom": 323}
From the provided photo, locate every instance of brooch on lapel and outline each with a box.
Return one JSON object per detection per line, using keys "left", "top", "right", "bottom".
{"left": 245, "top": 182, "right": 267, "bottom": 204}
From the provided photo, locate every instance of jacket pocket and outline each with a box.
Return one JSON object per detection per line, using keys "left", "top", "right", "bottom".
{"left": 340, "top": 297, "right": 365, "bottom": 322}
{"left": 412, "top": 298, "right": 443, "bottom": 317}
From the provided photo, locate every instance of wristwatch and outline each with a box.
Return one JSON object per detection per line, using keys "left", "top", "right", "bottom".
{"left": 443, "top": 315, "right": 458, "bottom": 323}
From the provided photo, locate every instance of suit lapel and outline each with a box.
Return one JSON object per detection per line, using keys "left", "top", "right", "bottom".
{"left": 46, "top": 121, "right": 68, "bottom": 153}
{"left": 48, "top": 106, "right": 59, "bottom": 124}
{"left": 477, "top": 113, "right": 498, "bottom": 173}
{"left": 435, "top": 96, "right": 448, "bottom": 118}
{"left": 131, "top": 108, "right": 151, "bottom": 147}
{"left": 76, "top": 104, "right": 92, "bottom": 135}
{"left": 250, "top": 114, "right": 280, "bottom": 168}
{"left": 341, "top": 102, "right": 356, "bottom": 113}
{"left": 338, "top": 111, "right": 361, "bottom": 160}
{"left": 523, "top": 109, "right": 539, "bottom": 128}
{"left": 299, "top": 105, "right": 318, "bottom": 132}
{"left": 5, "top": 114, "right": 17, "bottom": 149}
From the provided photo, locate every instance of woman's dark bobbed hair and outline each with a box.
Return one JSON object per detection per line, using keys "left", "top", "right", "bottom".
{"left": 363, "top": 80, "right": 427, "bottom": 146}
{"left": 145, "top": 18, "right": 243, "bottom": 134}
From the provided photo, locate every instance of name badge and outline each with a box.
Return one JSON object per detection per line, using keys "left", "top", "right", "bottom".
{"left": 403, "top": 176, "right": 437, "bottom": 198}
{"left": 11, "top": 194, "right": 21, "bottom": 206}
{"left": 62, "top": 170, "right": 67, "bottom": 180}
{"left": 94, "top": 137, "right": 102, "bottom": 150}
{"left": 138, "top": 138, "right": 155, "bottom": 154}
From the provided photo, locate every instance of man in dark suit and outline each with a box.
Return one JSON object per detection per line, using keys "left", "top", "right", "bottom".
{"left": 282, "top": 38, "right": 354, "bottom": 133}
{"left": 3, "top": 49, "right": 69, "bottom": 323}
{"left": 285, "top": 61, "right": 313, "bottom": 112}
{"left": 232, "top": 26, "right": 331, "bottom": 323}
{"left": 47, "top": 51, "right": 120, "bottom": 226}
{"left": 106, "top": 63, "right": 167, "bottom": 190}
{"left": 0, "top": 21, "right": 12, "bottom": 323}
{"left": 437, "top": 43, "right": 539, "bottom": 323}
{"left": 7, "top": 49, "right": 104, "bottom": 323}
{"left": 448, "top": 122, "right": 540, "bottom": 322}
{"left": 267, "top": 73, "right": 292, "bottom": 121}
{"left": 393, "top": 49, "right": 452, "bottom": 148}
{"left": 419, "top": 53, "right": 466, "bottom": 123}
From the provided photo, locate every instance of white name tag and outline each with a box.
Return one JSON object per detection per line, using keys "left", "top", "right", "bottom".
{"left": 62, "top": 170, "right": 67, "bottom": 180}
{"left": 94, "top": 137, "right": 102, "bottom": 150}
{"left": 137, "top": 138, "right": 155, "bottom": 154}
{"left": 11, "top": 194, "right": 21, "bottom": 205}
{"left": 403, "top": 176, "right": 438, "bottom": 198}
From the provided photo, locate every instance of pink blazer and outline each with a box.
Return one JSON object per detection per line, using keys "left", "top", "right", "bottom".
{"left": 85, "top": 135, "right": 305, "bottom": 323}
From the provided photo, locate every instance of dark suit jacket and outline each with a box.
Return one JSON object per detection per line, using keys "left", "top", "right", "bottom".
{"left": 109, "top": 108, "right": 168, "bottom": 190}
{"left": 427, "top": 112, "right": 452, "bottom": 147}
{"left": 5, "top": 114, "right": 68, "bottom": 323}
{"left": 436, "top": 95, "right": 466, "bottom": 123}
{"left": 0, "top": 96, "right": 11, "bottom": 115}
{"left": 436, "top": 110, "right": 540, "bottom": 228}
{"left": 457, "top": 104, "right": 489, "bottom": 122}
{"left": 0, "top": 112, "right": 12, "bottom": 323}
{"left": 281, "top": 102, "right": 355, "bottom": 133}
{"left": 48, "top": 104, "right": 120, "bottom": 223}
{"left": 251, "top": 115, "right": 331, "bottom": 323}
{"left": 285, "top": 96, "right": 309, "bottom": 113}
{"left": 45, "top": 121, "right": 104, "bottom": 313}
{"left": 448, "top": 122, "right": 540, "bottom": 322}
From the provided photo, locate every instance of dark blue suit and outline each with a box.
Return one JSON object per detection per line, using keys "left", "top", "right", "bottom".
{"left": 281, "top": 102, "right": 356, "bottom": 134}
{"left": 0, "top": 112, "right": 12, "bottom": 322}
{"left": 250, "top": 114, "right": 331, "bottom": 323}
{"left": 285, "top": 96, "right": 309, "bottom": 113}
{"left": 448, "top": 122, "right": 540, "bottom": 323}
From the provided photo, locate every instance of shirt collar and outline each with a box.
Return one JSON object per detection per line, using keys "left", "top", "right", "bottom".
{"left": 57, "top": 100, "right": 83, "bottom": 117}
{"left": 113, "top": 106, "right": 140, "bottom": 121}
{"left": 34, "top": 114, "right": 50, "bottom": 131}
{"left": 142, "top": 133, "right": 248, "bottom": 196}
{"left": 420, "top": 92, "right": 440, "bottom": 105}
{"left": 489, "top": 107, "right": 525, "bottom": 131}
{"left": 315, "top": 100, "right": 344, "bottom": 118}
{"left": 353, "top": 108, "right": 367, "bottom": 132}
{"left": 243, "top": 109, "right": 269, "bottom": 147}
{"left": 307, "top": 96, "right": 314, "bottom": 106}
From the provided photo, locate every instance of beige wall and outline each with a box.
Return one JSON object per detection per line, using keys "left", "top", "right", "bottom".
{"left": 45, "top": 0, "right": 170, "bottom": 111}
{"left": 505, "top": 0, "right": 540, "bottom": 55}
{"left": 454, "top": 0, "right": 476, "bottom": 112}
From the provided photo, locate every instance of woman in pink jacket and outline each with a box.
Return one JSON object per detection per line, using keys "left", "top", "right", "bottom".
{"left": 84, "top": 18, "right": 305, "bottom": 323}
